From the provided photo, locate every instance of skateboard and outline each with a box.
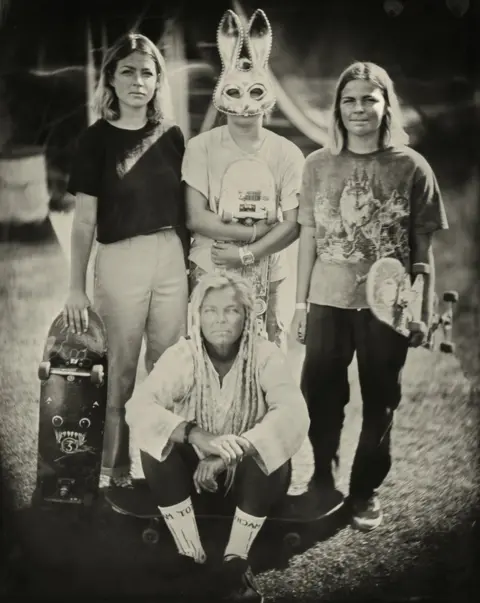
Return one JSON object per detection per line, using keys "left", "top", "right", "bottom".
{"left": 32, "top": 308, "right": 108, "bottom": 507}
{"left": 366, "top": 257, "right": 458, "bottom": 351}
{"left": 216, "top": 157, "right": 278, "bottom": 337}
{"left": 426, "top": 290, "right": 459, "bottom": 353}
{"left": 104, "top": 479, "right": 332, "bottom": 553}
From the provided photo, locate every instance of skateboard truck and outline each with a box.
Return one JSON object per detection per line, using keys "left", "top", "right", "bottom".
{"left": 438, "top": 290, "right": 459, "bottom": 354}
{"left": 424, "top": 290, "right": 459, "bottom": 353}
{"left": 38, "top": 361, "right": 105, "bottom": 386}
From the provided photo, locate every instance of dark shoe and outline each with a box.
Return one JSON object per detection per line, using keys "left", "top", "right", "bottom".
{"left": 218, "top": 556, "right": 264, "bottom": 602}
{"left": 162, "top": 553, "right": 207, "bottom": 579}
{"left": 350, "top": 493, "right": 383, "bottom": 532}
{"left": 308, "top": 481, "right": 345, "bottom": 517}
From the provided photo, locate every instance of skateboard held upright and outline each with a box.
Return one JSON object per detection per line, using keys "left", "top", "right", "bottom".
{"left": 33, "top": 308, "right": 108, "bottom": 508}
{"left": 366, "top": 257, "right": 458, "bottom": 351}
{"left": 216, "top": 157, "right": 278, "bottom": 338}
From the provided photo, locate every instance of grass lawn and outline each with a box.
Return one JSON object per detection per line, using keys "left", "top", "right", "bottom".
{"left": 0, "top": 167, "right": 479, "bottom": 600}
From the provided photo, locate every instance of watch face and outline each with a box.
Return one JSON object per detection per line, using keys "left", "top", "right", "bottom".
{"left": 243, "top": 252, "right": 255, "bottom": 266}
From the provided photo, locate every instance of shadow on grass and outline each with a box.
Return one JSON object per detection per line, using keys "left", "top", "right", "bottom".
{"left": 1, "top": 489, "right": 350, "bottom": 601}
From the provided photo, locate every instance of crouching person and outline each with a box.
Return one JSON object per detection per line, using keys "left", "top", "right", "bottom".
{"left": 125, "top": 272, "right": 310, "bottom": 601}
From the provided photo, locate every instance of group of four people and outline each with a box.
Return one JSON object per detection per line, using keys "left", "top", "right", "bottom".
{"left": 64, "top": 9, "right": 448, "bottom": 602}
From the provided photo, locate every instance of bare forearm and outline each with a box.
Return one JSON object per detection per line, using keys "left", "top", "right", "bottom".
{"left": 249, "top": 221, "right": 299, "bottom": 260}
{"left": 187, "top": 211, "right": 254, "bottom": 242}
{"left": 412, "top": 232, "right": 435, "bottom": 324}
{"left": 296, "top": 226, "right": 317, "bottom": 303}
{"left": 69, "top": 217, "right": 96, "bottom": 292}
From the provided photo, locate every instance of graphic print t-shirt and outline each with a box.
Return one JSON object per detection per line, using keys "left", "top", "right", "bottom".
{"left": 181, "top": 126, "right": 305, "bottom": 282}
{"left": 298, "top": 147, "right": 449, "bottom": 309}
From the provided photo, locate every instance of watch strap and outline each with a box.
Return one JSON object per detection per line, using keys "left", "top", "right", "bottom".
{"left": 183, "top": 421, "right": 196, "bottom": 444}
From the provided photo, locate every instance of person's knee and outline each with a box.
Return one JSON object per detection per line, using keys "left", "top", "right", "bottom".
{"left": 235, "top": 458, "right": 290, "bottom": 503}
{"left": 361, "top": 371, "right": 403, "bottom": 411}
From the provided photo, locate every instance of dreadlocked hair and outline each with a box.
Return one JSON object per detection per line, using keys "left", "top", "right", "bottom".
{"left": 188, "top": 271, "right": 263, "bottom": 437}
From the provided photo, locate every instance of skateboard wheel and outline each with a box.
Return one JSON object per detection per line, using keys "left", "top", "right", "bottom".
{"left": 443, "top": 291, "right": 459, "bottom": 303}
{"left": 409, "top": 321, "right": 427, "bottom": 334}
{"left": 142, "top": 528, "right": 159, "bottom": 545}
{"left": 222, "top": 210, "right": 233, "bottom": 223}
{"left": 266, "top": 209, "right": 277, "bottom": 225}
{"left": 440, "top": 341, "right": 455, "bottom": 354}
{"left": 283, "top": 532, "right": 301, "bottom": 550}
{"left": 412, "top": 262, "right": 430, "bottom": 275}
{"left": 38, "top": 361, "right": 51, "bottom": 380}
{"left": 91, "top": 365, "right": 104, "bottom": 386}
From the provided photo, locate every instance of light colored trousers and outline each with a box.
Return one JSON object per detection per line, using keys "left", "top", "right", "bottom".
{"left": 94, "top": 229, "right": 188, "bottom": 478}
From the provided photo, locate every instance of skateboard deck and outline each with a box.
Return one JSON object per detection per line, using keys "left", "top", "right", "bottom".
{"left": 33, "top": 308, "right": 108, "bottom": 507}
{"left": 104, "top": 479, "right": 334, "bottom": 551}
{"left": 366, "top": 258, "right": 430, "bottom": 338}
{"left": 366, "top": 257, "right": 458, "bottom": 352}
{"left": 216, "top": 157, "right": 278, "bottom": 337}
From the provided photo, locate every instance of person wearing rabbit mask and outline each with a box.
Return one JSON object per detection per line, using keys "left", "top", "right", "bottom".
{"left": 182, "top": 8, "right": 305, "bottom": 354}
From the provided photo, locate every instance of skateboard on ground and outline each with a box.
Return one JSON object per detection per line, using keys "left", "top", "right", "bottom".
{"left": 104, "top": 478, "right": 333, "bottom": 553}
{"left": 216, "top": 157, "right": 278, "bottom": 337}
{"left": 366, "top": 257, "right": 458, "bottom": 352}
{"left": 32, "top": 308, "right": 108, "bottom": 508}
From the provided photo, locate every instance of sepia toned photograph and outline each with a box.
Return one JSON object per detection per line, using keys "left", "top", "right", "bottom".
{"left": 0, "top": 0, "right": 478, "bottom": 601}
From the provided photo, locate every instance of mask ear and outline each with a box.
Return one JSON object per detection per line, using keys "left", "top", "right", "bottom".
{"left": 245, "top": 9, "right": 272, "bottom": 68}
{"left": 216, "top": 10, "right": 244, "bottom": 68}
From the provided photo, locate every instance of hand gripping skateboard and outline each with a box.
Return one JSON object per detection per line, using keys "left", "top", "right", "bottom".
{"left": 104, "top": 479, "right": 329, "bottom": 554}
{"left": 216, "top": 157, "right": 278, "bottom": 337}
{"left": 366, "top": 257, "right": 458, "bottom": 351}
{"left": 32, "top": 308, "right": 108, "bottom": 507}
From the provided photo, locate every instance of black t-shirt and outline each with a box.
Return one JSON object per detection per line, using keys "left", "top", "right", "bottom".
{"left": 67, "top": 118, "right": 188, "bottom": 245}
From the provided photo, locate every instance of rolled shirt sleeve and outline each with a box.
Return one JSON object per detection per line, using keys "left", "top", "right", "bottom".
{"left": 297, "top": 153, "right": 317, "bottom": 228}
{"left": 278, "top": 141, "right": 305, "bottom": 213}
{"left": 410, "top": 155, "right": 449, "bottom": 235}
{"left": 242, "top": 341, "right": 310, "bottom": 475}
{"left": 181, "top": 135, "right": 209, "bottom": 199}
{"left": 125, "top": 338, "right": 195, "bottom": 462}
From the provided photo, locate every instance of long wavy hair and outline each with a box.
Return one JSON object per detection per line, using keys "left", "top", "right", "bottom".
{"left": 92, "top": 32, "right": 175, "bottom": 124}
{"left": 188, "top": 272, "right": 262, "bottom": 437}
{"left": 327, "top": 61, "right": 409, "bottom": 155}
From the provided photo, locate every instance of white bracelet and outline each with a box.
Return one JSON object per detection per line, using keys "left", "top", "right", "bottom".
{"left": 295, "top": 302, "right": 307, "bottom": 310}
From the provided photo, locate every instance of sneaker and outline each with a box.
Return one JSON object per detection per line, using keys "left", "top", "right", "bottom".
{"left": 350, "top": 493, "right": 383, "bottom": 532}
{"left": 218, "top": 556, "right": 264, "bottom": 602}
{"left": 111, "top": 474, "right": 134, "bottom": 488}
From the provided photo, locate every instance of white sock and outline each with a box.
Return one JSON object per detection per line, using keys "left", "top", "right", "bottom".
{"left": 158, "top": 498, "right": 206, "bottom": 563}
{"left": 224, "top": 507, "right": 266, "bottom": 560}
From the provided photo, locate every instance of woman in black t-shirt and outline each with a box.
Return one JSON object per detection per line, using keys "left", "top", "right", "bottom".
{"left": 65, "top": 33, "right": 190, "bottom": 489}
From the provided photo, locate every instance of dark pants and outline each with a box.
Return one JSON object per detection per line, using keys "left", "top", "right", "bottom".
{"left": 300, "top": 304, "right": 409, "bottom": 501}
{"left": 141, "top": 443, "right": 291, "bottom": 517}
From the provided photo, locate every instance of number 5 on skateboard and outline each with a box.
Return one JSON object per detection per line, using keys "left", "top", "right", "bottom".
{"left": 33, "top": 308, "right": 108, "bottom": 508}
{"left": 216, "top": 157, "right": 278, "bottom": 337}
{"left": 366, "top": 257, "right": 458, "bottom": 351}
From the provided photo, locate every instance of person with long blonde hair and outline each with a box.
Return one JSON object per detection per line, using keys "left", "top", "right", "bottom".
{"left": 292, "top": 61, "right": 448, "bottom": 531}
{"left": 122, "top": 272, "right": 309, "bottom": 600}
{"left": 64, "top": 33, "right": 190, "bottom": 489}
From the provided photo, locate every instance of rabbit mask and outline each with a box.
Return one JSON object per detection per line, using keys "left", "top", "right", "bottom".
{"left": 213, "top": 8, "right": 276, "bottom": 117}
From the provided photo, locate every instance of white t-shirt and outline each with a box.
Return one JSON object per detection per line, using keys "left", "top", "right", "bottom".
{"left": 181, "top": 125, "right": 305, "bottom": 282}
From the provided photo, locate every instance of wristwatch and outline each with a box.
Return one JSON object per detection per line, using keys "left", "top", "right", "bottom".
{"left": 239, "top": 246, "right": 255, "bottom": 266}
